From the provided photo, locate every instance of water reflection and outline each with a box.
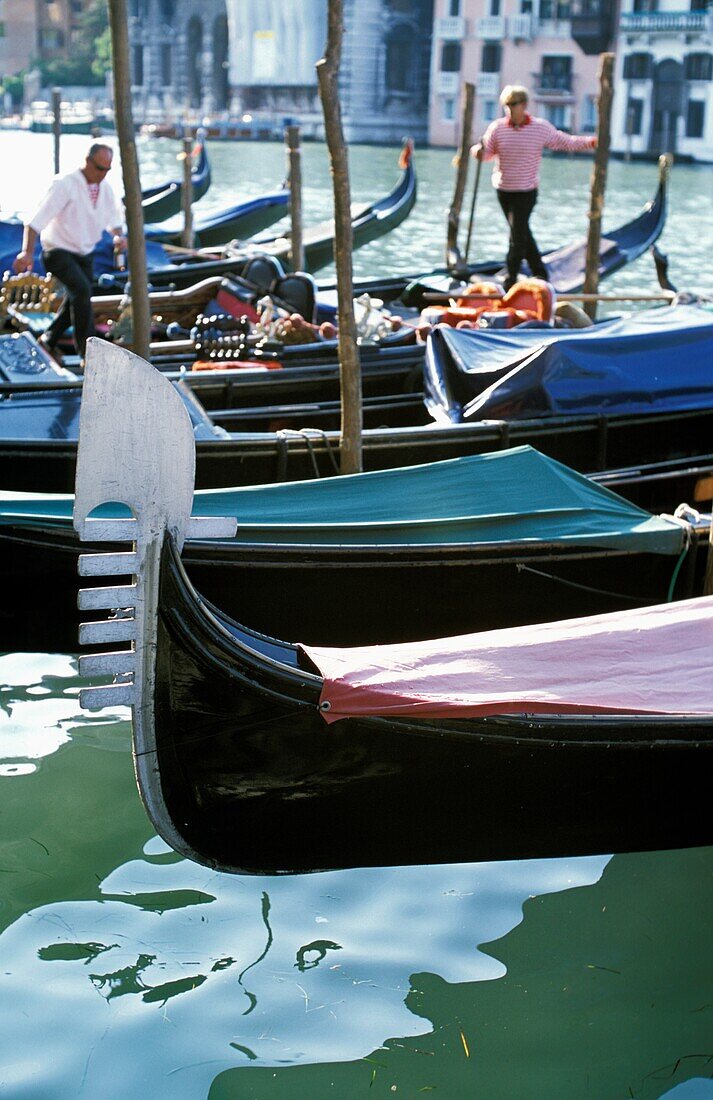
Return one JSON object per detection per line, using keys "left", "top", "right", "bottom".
{"left": 0, "top": 656, "right": 620, "bottom": 1097}
{"left": 219, "top": 846, "right": 713, "bottom": 1098}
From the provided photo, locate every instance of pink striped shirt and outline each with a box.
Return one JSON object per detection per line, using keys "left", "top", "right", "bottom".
{"left": 481, "top": 115, "right": 595, "bottom": 191}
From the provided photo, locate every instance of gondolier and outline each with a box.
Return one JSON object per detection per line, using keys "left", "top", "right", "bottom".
{"left": 12, "top": 143, "right": 126, "bottom": 360}
{"left": 471, "top": 86, "right": 596, "bottom": 290}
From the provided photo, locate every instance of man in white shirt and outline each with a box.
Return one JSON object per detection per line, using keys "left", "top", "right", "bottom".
{"left": 13, "top": 143, "right": 126, "bottom": 359}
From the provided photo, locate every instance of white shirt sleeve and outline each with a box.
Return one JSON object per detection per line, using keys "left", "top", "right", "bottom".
{"left": 28, "top": 176, "right": 71, "bottom": 234}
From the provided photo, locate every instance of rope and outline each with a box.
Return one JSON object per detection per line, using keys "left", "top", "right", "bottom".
{"left": 661, "top": 505, "right": 698, "bottom": 602}
{"left": 275, "top": 428, "right": 340, "bottom": 478}
{"left": 516, "top": 562, "right": 659, "bottom": 603}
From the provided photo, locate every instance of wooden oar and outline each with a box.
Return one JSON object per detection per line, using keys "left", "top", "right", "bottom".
{"left": 463, "top": 149, "right": 482, "bottom": 264}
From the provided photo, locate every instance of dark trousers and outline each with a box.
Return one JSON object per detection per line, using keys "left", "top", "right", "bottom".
{"left": 496, "top": 189, "right": 548, "bottom": 286}
{"left": 42, "top": 248, "right": 95, "bottom": 357}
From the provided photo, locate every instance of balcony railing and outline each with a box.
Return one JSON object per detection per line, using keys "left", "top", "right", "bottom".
{"left": 620, "top": 11, "right": 708, "bottom": 33}
{"left": 534, "top": 77, "right": 575, "bottom": 98}
{"left": 477, "top": 72, "right": 500, "bottom": 95}
{"left": 477, "top": 15, "right": 506, "bottom": 38}
{"left": 436, "top": 16, "right": 466, "bottom": 40}
{"left": 508, "top": 13, "right": 534, "bottom": 38}
{"left": 437, "top": 71, "right": 461, "bottom": 95}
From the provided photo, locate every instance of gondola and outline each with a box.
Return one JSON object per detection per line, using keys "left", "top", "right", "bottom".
{"left": 96, "top": 151, "right": 669, "bottom": 299}
{"left": 73, "top": 341, "right": 713, "bottom": 872}
{"left": 2, "top": 440, "right": 706, "bottom": 652}
{"left": 3, "top": 302, "right": 713, "bottom": 498}
{"left": 143, "top": 188, "right": 289, "bottom": 249}
{"left": 423, "top": 300, "right": 713, "bottom": 423}
{"left": 138, "top": 136, "right": 211, "bottom": 223}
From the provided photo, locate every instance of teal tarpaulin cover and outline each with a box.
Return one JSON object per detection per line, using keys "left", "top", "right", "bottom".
{"left": 0, "top": 445, "right": 685, "bottom": 555}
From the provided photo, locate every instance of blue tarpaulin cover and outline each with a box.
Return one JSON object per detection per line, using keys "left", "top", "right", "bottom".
{"left": 0, "top": 445, "right": 686, "bottom": 554}
{"left": 0, "top": 217, "right": 170, "bottom": 280}
{"left": 424, "top": 304, "right": 713, "bottom": 423}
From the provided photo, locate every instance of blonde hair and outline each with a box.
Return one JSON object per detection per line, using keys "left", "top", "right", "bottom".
{"left": 500, "top": 85, "right": 529, "bottom": 107}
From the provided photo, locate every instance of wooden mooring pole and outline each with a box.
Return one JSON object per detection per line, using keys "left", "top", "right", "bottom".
{"left": 180, "top": 127, "right": 194, "bottom": 249}
{"left": 52, "top": 87, "right": 62, "bottom": 174}
{"left": 446, "top": 81, "right": 475, "bottom": 274}
{"left": 107, "top": 0, "right": 151, "bottom": 361}
{"left": 286, "top": 125, "right": 304, "bottom": 271}
{"left": 316, "top": 0, "right": 362, "bottom": 475}
{"left": 583, "top": 53, "right": 615, "bottom": 321}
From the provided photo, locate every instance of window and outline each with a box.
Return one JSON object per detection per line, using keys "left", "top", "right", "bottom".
{"left": 632, "top": 0, "right": 656, "bottom": 11}
{"left": 581, "top": 93, "right": 597, "bottom": 131}
{"left": 448, "top": 0, "right": 461, "bottom": 14}
{"left": 132, "top": 44, "right": 144, "bottom": 85}
{"left": 483, "top": 98, "right": 498, "bottom": 121}
{"left": 490, "top": 0, "right": 501, "bottom": 15}
{"left": 545, "top": 104, "right": 568, "bottom": 127}
{"left": 481, "top": 42, "right": 501, "bottom": 73}
{"left": 684, "top": 53, "right": 712, "bottom": 81}
{"left": 442, "top": 97, "right": 456, "bottom": 121}
{"left": 0, "top": 22, "right": 5, "bottom": 37}
{"left": 626, "top": 98, "right": 643, "bottom": 135}
{"left": 623, "top": 52, "right": 653, "bottom": 79}
{"left": 686, "top": 99, "right": 705, "bottom": 138}
{"left": 161, "top": 44, "right": 171, "bottom": 85}
{"left": 39, "top": 28, "right": 64, "bottom": 48}
{"left": 539, "top": 0, "right": 570, "bottom": 19}
{"left": 690, "top": 0, "right": 707, "bottom": 10}
{"left": 541, "top": 55, "right": 572, "bottom": 91}
{"left": 441, "top": 42, "right": 461, "bottom": 72}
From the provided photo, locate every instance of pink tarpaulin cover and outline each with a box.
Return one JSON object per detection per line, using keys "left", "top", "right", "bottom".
{"left": 300, "top": 597, "right": 713, "bottom": 724}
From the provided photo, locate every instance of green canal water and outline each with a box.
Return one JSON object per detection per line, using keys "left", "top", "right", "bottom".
{"left": 0, "top": 133, "right": 712, "bottom": 1097}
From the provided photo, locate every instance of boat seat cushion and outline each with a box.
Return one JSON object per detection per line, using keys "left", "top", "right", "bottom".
{"left": 271, "top": 273, "right": 318, "bottom": 323}
{"left": 240, "top": 254, "right": 286, "bottom": 293}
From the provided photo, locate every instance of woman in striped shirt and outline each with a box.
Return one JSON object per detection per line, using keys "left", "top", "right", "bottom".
{"left": 472, "top": 85, "right": 596, "bottom": 290}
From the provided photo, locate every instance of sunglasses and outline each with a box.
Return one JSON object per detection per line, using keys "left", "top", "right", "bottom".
{"left": 507, "top": 99, "right": 527, "bottom": 106}
{"left": 90, "top": 157, "right": 112, "bottom": 172}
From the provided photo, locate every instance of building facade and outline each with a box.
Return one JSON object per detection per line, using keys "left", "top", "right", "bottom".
{"left": 611, "top": 0, "right": 713, "bottom": 161}
{"left": 0, "top": 0, "right": 91, "bottom": 80}
{"left": 128, "top": 0, "right": 230, "bottom": 118}
{"left": 126, "top": 0, "right": 434, "bottom": 142}
{"left": 428, "top": 0, "right": 614, "bottom": 145}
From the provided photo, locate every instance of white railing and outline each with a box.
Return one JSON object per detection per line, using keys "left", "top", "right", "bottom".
{"left": 436, "top": 16, "right": 466, "bottom": 39}
{"left": 477, "top": 72, "right": 500, "bottom": 96}
{"left": 477, "top": 15, "right": 506, "bottom": 38}
{"left": 437, "top": 71, "right": 461, "bottom": 95}
{"left": 620, "top": 11, "right": 708, "bottom": 33}
{"left": 508, "top": 13, "right": 533, "bottom": 39}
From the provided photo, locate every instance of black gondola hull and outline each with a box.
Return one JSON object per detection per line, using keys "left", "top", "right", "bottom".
{"left": 146, "top": 541, "right": 713, "bottom": 874}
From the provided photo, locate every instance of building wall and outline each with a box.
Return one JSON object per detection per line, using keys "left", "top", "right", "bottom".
{"left": 429, "top": 0, "right": 607, "bottom": 146}
{"left": 0, "top": 0, "right": 90, "bottom": 78}
{"left": 37, "top": 0, "right": 90, "bottom": 61}
{"left": 127, "top": 0, "right": 434, "bottom": 142}
{"left": 611, "top": 0, "right": 713, "bottom": 162}
{"left": 0, "top": 0, "right": 37, "bottom": 77}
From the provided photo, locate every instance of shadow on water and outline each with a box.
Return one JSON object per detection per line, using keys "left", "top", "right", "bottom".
{"left": 211, "top": 846, "right": 713, "bottom": 1099}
